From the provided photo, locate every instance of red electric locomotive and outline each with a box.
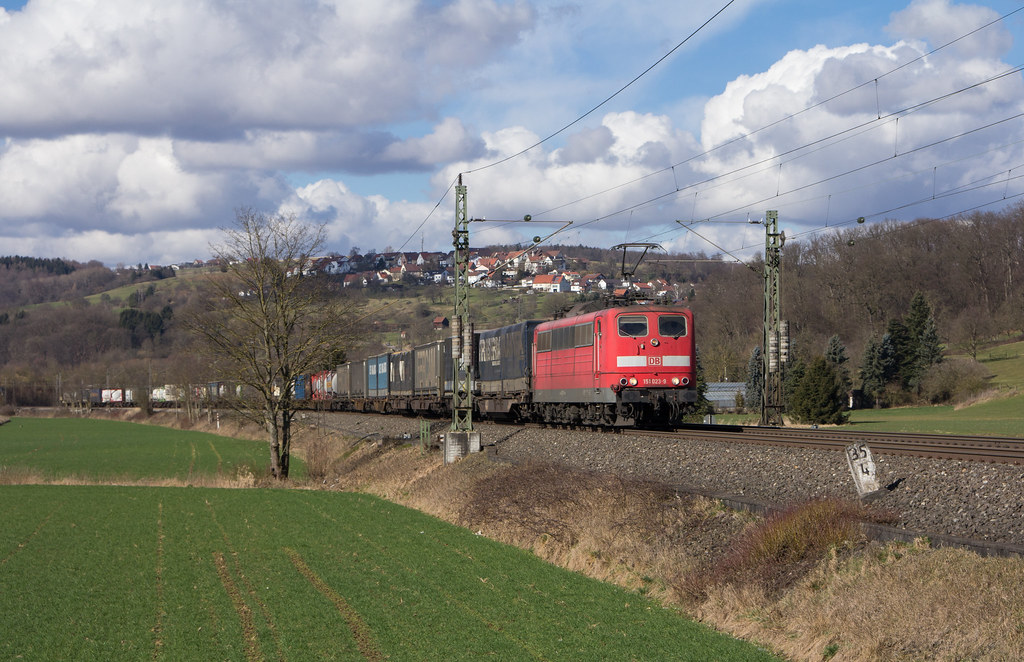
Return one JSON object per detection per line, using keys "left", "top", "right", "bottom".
{"left": 531, "top": 305, "right": 697, "bottom": 426}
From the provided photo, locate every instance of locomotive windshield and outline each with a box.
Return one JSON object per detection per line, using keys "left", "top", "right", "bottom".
{"left": 658, "top": 315, "right": 687, "bottom": 338}
{"left": 617, "top": 315, "right": 648, "bottom": 337}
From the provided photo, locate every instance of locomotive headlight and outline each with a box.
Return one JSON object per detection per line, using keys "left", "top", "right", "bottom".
{"left": 671, "top": 377, "right": 680, "bottom": 385}
{"left": 628, "top": 377, "right": 638, "bottom": 386}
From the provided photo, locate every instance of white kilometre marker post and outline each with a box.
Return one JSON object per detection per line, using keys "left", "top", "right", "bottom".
{"left": 845, "top": 442, "right": 884, "bottom": 500}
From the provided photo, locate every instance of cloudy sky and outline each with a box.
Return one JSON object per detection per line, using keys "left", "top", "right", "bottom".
{"left": 1, "top": 0, "right": 1023, "bottom": 266}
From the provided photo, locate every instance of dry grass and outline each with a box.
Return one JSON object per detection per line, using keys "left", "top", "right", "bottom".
{"left": 953, "top": 386, "right": 1018, "bottom": 410}
{"left": 682, "top": 499, "right": 895, "bottom": 602}
{"left": 0, "top": 463, "right": 260, "bottom": 489}
{"left": 449, "top": 460, "right": 751, "bottom": 598}
{"left": 699, "top": 540, "right": 1024, "bottom": 661}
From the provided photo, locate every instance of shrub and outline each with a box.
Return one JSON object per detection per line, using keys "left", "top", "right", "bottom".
{"left": 683, "top": 498, "right": 891, "bottom": 600}
{"left": 918, "top": 358, "right": 992, "bottom": 404}
{"left": 303, "top": 434, "right": 337, "bottom": 482}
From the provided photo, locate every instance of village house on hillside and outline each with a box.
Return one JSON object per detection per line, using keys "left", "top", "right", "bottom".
{"left": 306, "top": 245, "right": 690, "bottom": 299}
{"left": 531, "top": 273, "right": 571, "bottom": 293}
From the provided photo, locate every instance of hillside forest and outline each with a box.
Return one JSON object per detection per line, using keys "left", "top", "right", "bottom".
{"left": 0, "top": 203, "right": 1022, "bottom": 413}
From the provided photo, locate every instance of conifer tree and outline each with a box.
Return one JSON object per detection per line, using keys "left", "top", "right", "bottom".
{"left": 790, "top": 356, "right": 848, "bottom": 425}
{"left": 825, "top": 334, "right": 851, "bottom": 389}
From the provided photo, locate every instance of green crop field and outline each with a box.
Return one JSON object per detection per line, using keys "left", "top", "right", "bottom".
{"left": 0, "top": 485, "right": 776, "bottom": 661}
{"left": 0, "top": 419, "right": 777, "bottom": 660}
{"left": 0, "top": 417, "right": 286, "bottom": 481}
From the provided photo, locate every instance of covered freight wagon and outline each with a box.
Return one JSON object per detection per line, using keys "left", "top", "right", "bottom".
{"left": 349, "top": 359, "right": 367, "bottom": 399}
{"left": 311, "top": 370, "right": 336, "bottom": 400}
{"left": 293, "top": 374, "right": 309, "bottom": 401}
{"left": 335, "top": 363, "right": 351, "bottom": 399}
{"left": 475, "top": 320, "right": 543, "bottom": 416}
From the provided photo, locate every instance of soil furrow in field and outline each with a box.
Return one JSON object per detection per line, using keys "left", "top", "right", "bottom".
{"left": 286, "top": 548, "right": 383, "bottom": 662}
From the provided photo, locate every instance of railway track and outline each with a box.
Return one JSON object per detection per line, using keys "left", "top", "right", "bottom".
{"left": 655, "top": 425, "right": 1024, "bottom": 464}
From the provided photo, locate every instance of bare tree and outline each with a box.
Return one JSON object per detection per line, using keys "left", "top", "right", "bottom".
{"left": 189, "top": 209, "right": 351, "bottom": 479}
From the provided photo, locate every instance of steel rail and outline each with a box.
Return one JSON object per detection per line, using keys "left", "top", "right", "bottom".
{"left": 640, "top": 425, "right": 1024, "bottom": 464}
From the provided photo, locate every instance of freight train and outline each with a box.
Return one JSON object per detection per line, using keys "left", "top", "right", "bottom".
{"left": 300, "top": 304, "right": 697, "bottom": 427}
{"left": 72, "top": 304, "right": 699, "bottom": 427}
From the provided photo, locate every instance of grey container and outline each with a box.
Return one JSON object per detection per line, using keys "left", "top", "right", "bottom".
{"left": 389, "top": 350, "right": 414, "bottom": 396}
{"left": 413, "top": 339, "right": 451, "bottom": 396}
{"left": 349, "top": 359, "right": 367, "bottom": 398}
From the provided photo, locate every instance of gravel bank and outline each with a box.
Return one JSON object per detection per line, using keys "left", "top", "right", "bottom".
{"left": 322, "top": 413, "right": 1024, "bottom": 549}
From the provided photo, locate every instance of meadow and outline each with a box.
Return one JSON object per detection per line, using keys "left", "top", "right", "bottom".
{"left": 845, "top": 392, "right": 1024, "bottom": 436}
{"left": 846, "top": 340, "right": 1024, "bottom": 436}
{"left": 0, "top": 419, "right": 776, "bottom": 661}
{"left": 718, "top": 340, "right": 1024, "bottom": 437}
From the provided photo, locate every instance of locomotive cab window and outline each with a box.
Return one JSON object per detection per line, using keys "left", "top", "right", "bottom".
{"left": 658, "top": 315, "right": 687, "bottom": 338}
{"left": 617, "top": 315, "right": 648, "bottom": 337}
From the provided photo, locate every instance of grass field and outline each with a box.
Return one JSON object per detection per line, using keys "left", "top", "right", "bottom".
{"left": 0, "top": 417, "right": 287, "bottom": 481}
{"left": 0, "top": 419, "right": 778, "bottom": 660}
{"left": 974, "top": 340, "right": 1024, "bottom": 388}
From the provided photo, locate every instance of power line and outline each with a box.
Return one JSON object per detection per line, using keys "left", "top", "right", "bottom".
{"left": 395, "top": 178, "right": 457, "bottom": 253}
{"left": 538, "top": 61, "right": 1024, "bottom": 253}
{"left": 398, "top": 5, "right": 1024, "bottom": 258}
{"left": 704, "top": 110, "right": 1024, "bottom": 223}
{"left": 462, "top": 0, "right": 739, "bottom": 176}
{"left": 395, "top": 0, "right": 739, "bottom": 254}
{"left": 529, "top": 6, "right": 1024, "bottom": 221}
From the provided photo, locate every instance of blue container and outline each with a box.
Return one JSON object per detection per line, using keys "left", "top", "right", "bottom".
{"left": 368, "top": 354, "right": 389, "bottom": 398}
